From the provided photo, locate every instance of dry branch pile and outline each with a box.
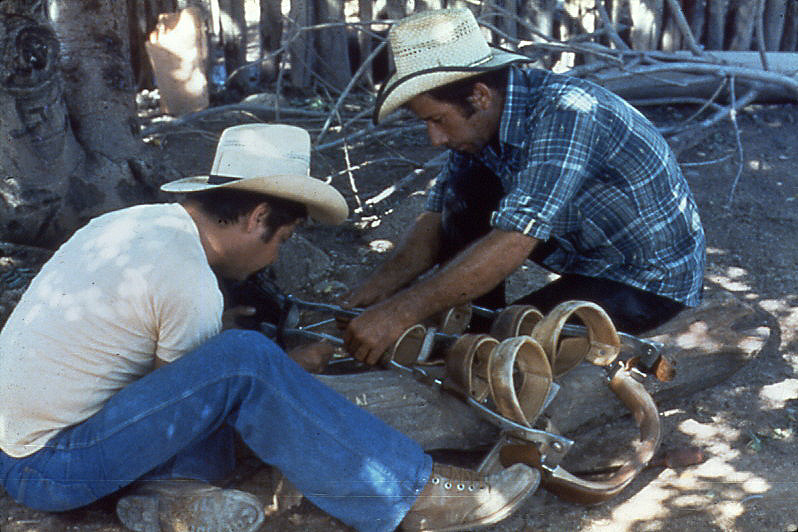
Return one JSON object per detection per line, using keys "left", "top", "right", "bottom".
{"left": 140, "top": 1, "right": 798, "bottom": 216}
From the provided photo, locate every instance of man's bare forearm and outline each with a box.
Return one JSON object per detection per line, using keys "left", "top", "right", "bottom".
{"left": 345, "top": 211, "right": 443, "bottom": 306}
{"left": 393, "top": 229, "right": 538, "bottom": 322}
{"left": 343, "top": 228, "right": 539, "bottom": 364}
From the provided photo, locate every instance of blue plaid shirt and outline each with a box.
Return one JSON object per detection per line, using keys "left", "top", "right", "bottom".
{"left": 426, "top": 67, "right": 706, "bottom": 306}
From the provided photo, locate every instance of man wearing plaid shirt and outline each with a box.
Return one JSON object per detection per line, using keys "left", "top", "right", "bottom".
{"left": 342, "top": 9, "right": 706, "bottom": 365}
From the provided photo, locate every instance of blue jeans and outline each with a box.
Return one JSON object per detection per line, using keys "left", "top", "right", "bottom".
{"left": 0, "top": 330, "right": 432, "bottom": 532}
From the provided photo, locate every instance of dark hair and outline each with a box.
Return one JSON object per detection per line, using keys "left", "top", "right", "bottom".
{"left": 426, "top": 67, "right": 509, "bottom": 117}
{"left": 187, "top": 188, "right": 307, "bottom": 240}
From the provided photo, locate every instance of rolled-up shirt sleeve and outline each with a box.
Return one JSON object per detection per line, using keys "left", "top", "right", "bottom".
{"left": 490, "top": 96, "right": 599, "bottom": 239}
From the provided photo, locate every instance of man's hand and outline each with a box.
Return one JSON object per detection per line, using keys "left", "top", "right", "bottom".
{"left": 287, "top": 341, "right": 335, "bottom": 373}
{"left": 339, "top": 282, "right": 390, "bottom": 310}
{"left": 342, "top": 298, "right": 419, "bottom": 365}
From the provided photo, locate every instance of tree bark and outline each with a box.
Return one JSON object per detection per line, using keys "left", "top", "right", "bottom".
{"left": 764, "top": 0, "right": 787, "bottom": 50}
{"left": 314, "top": 0, "right": 352, "bottom": 92}
{"left": 706, "top": 0, "right": 729, "bottom": 50}
{"left": 686, "top": 0, "right": 706, "bottom": 44}
{"left": 0, "top": 0, "right": 156, "bottom": 247}
{"left": 629, "top": 0, "right": 664, "bottom": 50}
{"left": 781, "top": 0, "right": 798, "bottom": 50}
{"left": 728, "top": 0, "right": 758, "bottom": 50}
{"left": 288, "top": 0, "right": 314, "bottom": 89}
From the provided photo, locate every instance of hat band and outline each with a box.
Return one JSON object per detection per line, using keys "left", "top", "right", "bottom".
{"left": 207, "top": 174, "right": 240, "bottom": 185}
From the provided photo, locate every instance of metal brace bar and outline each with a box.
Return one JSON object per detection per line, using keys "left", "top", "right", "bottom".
{"left": 260, "top": 322, "right": 574, "bottom": 466}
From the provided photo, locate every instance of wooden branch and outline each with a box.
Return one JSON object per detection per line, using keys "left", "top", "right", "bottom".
{"left": 755, "top": 0, "right": 770, "bottom": 70}
{"left": 590, "top": 56, "right": 798, "bottom": 101}
{"left": 363, "top": 152, "right": 448, "bottom": 209}
{"left": 725, "top": 79, "right": 750, "bottom": 207}
{"left": 663, "top": 0, "right": 704, "bottom": 56}
{"left": 139, "top": 103, "right": 327, "bottom": 137}
{"left": 667, "top": 86, "right": 759, "bottom": 155}
{"left": 316, "top": 369, "right": 498, "bottom": 451}
{"left": 315, "top": 122, "right": 424, "bottom": 152}
{"left": 317, "top": 41, "right": 388, "bottom": 145}
{"left": 596, "top": 0, "right": 630, "bottom": 51}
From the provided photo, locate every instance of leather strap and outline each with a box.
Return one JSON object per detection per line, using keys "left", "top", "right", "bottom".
{"left": 438, "top": 304, "right": 473, "bottom": 335}
{"left": 489, "top": 304, "right": 544, "bottom": 340}
{"left": 531, "top": 300, "right": 621, "bottom": 377}
{"left": 444, "top": 333, "right": 497, "bottom": 401}
{"left": 486, "top": 336, "right": 553, "bottom": 426}
{"left": 387, "top": 324, "right": 428, "bottom": 365}
{"left": 498, "top": 361, "right": 661, "bottom": 504}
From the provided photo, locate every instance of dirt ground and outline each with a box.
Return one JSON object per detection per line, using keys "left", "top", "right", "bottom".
{"left": 2, "top": 96, "right": 798, "bottom": 531}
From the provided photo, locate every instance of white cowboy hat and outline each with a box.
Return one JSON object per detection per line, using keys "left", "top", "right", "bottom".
{"left": 373, "top": 8, "right": 531, "bottom": 124}
{"left": 161, "top": 124, "right": 348, "bottom": 225}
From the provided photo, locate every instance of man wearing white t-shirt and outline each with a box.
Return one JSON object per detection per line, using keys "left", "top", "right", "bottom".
{"left": 0, "top": 124, "right": 537, "bottom": 532}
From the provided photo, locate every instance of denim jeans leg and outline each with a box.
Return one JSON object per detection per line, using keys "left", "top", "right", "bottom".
{"left": 139, "top": 425, "right": 237, "bottom": 484}
{"left": 0, "top": 329, "right": 431, "bottom": 532}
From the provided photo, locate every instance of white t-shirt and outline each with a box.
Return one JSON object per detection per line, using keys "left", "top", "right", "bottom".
{"left": 0, "top": 203, "right": 223, "bottom": 457}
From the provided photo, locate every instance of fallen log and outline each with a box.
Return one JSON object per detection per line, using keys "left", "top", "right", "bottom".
{"left": 317, "top": 367, "right": 499, "bottom": 450}
{"left": 318, "top": 284, "right": 774, "bottom": 450}
{"left": 589, "top": 51, "right": 798, "bottom": 104}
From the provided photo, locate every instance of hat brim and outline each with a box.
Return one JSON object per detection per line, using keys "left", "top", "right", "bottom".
{"left": 161, "top": 174, "right": 349, "bottom": 225}
{"left": 373, "top": 49, "right": 530, "bottom": 124}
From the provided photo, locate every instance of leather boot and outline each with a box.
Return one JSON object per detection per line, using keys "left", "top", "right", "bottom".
{"left": 116, "top": 479, "right": 264, "bottom": 532}
{"left": 401, "top": 462, "right": 540, "bottom": 532}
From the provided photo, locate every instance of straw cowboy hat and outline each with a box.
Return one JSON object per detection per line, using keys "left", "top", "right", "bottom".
{"left": 161, "top": 124, "right": 348, "bottom": 224}
{"left": 373, "top": 8, "right": 531, "bottom": 124}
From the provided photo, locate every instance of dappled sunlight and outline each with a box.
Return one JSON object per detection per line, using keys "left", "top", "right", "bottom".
{"left": 670, "top": 321, "right": 722, "bottom": 351}
{"left": 581, "top": 415, "right": 773, "bottom": 531}
{"left": 759, "top": 299, "right": 798, "bottom": 346}
{"left": 13, "top": 211, "right": 197, "bottom": 330}
{"left": 759, "top": 378, "right": 798, "bottom": 409}
{"left": 707, "top": 265, "right": 752, "bottom": 293}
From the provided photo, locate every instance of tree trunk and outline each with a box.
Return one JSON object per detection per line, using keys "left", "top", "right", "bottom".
{"left": 0, "top": 0, "right": 157, "bottom": 247}
{"left": 217, "top": 0, "right": 246, "bottom": 76}
{"left": 661, "top": 0, "right": 683, "bottom": 51}
{"left": 763, "top": 0, "right": 787, "bottom": 50}
{"left": 314, "top": 0, "right": 352, "bottom": 92}
{"left": 706, "top": 0, "right": 729, "bottom": 50}
{"left": 356, "top": 0, "right": 375, "bottom": 89}
{"left": 781, "top": 0, "right": 798, "bottom": 50}
{"left": 629, "top": 0, "right": 663, "bottom": 50}
{"left": 261, "top": 0, "right": 282, "bottom": 52}
{"left": 686, "top": 0, "right": 706, "bottom": 44}
{"left": 728, "top": 0, "right": 757, "bottom": 50}
{"left": 288, "top": 0, "right": 314, "bottom": 89}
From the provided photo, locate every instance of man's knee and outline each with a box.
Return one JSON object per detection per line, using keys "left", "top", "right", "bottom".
{"left": 209, "top": 329, "right": 286, "bottom": 369}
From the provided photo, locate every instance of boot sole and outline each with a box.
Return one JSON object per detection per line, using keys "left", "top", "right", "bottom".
{"left": 117, "top": 487, "right": 264, "bottom": 532}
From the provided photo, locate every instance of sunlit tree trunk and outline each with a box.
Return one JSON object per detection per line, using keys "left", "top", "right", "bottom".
{"left": 0, "top": 0, "right": 158, "bottom": 247}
